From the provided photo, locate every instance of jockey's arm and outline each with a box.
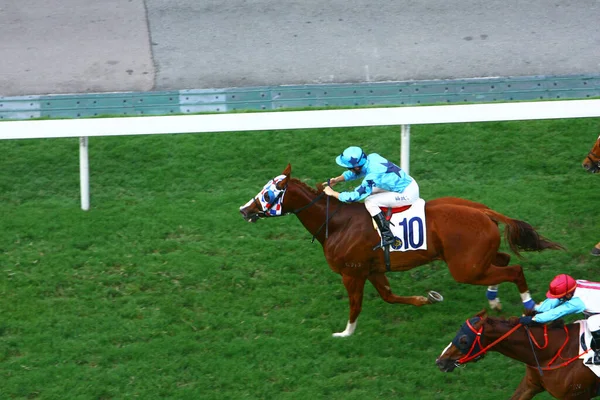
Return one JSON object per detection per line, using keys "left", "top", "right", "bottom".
{"left": 329, "top": 174, "right": 346, "bottom": 186}
{"left": 533, "top": 297, "right": 586, "bottom": 323}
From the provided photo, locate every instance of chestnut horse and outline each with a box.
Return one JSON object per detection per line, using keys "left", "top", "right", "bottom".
{"left": 582, "top": 134, "right": 600, "bottom": 256}
{"left": 436, "top": 310, "right": 598, "bottom": 399}
{"left": 239, "top": 164, "right": 563, "bottom": 337}
{"left": 582, "top": 134, "right": 600, "bottom": 174}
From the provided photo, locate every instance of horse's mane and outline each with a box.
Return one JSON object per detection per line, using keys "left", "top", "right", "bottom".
{"left": 485, "top": 316, "right": 520, "bottom": 328}
{"left": 290, "top": 178, "right": 322, "bottom": 195}
{"left": 485, "top": 315, "right": 565, "bottom": 330}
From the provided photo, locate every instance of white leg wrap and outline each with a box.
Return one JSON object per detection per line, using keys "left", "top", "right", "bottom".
{"left": 332, "top": 320, "right": 357, "bottom": 337}
{"left": 520, "top": 291, "right": 532, "bottom": 303}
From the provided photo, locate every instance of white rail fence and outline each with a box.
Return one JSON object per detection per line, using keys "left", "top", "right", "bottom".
{"left": 2, "top": 99, "right": 600, "bottom": 210}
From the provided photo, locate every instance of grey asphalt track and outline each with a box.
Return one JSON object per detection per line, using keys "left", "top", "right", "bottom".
{"left": 1, "top": 1, "right": 599, "bottom": 96}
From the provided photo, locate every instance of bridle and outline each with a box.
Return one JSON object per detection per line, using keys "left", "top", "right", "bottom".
{"left": 251, "top": 184, "right": 325, "bottom": 218}
{"left": 452, "top": 317, "right": 522, "bottom": 367}
{"left": 249, "top": 181, "right": 335, "bottom": 224}
{"left": 450, "top": 317, "right": 589, "bottom": 371}
{"left": 249, "top": 188, "right": 287, "bottom": 219}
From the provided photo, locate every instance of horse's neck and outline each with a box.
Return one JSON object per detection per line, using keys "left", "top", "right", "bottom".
{"left": 285, "top": 182, "right": 343, "bottom": 243}
{"left": 485, "top": 324, "right": 575, "bottom": 366}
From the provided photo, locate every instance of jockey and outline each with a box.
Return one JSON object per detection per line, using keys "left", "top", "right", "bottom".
{"left": 323, "top": 146, "right": 419, "bottom": 249}
{"left": 519, "top": 274, "right": 600, "bottom": 365}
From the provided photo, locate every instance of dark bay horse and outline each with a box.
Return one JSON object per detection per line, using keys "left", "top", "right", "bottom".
{"left": 582, "top": 134, "right": 600, "bottom": 174}
{"left": 239, "top": 164, "right": 563, "bottom": 337}
{"left": 436, "top": 310, "right": 597, "bottom": 399}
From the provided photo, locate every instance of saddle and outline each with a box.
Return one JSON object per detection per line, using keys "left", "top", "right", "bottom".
{"left": 380, "top": 205, "right": 412, "bottom": 221}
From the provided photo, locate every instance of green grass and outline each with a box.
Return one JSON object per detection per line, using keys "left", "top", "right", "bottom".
{"left": 1, "top": 118, "right": 599, "bottom": 399}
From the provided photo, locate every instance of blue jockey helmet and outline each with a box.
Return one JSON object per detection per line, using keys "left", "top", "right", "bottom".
{"left": 336, "top": 146, "right": 367, "bottom": 168}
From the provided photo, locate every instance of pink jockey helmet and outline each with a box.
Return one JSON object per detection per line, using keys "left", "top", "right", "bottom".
{"left": 546, "top": 274, "right": 577, "bottom": 299}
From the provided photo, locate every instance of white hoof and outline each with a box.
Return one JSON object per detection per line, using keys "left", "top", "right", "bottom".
{"left": 332, "top": 320, "right": 356, "bottom": 337}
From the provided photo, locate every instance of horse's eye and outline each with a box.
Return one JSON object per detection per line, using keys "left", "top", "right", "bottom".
{"left": 263, "top": 192, "right": 271, "bottom": 202}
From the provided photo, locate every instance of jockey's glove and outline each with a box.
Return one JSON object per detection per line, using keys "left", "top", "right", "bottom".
{"left": 519, "top": 316, "right": 533, "bottom": 325}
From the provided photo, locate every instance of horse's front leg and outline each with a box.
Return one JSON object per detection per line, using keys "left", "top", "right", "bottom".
{"left": 509, "top": 369, "right": 544, "bottom": 400}
{"left": 333, "top": 274, "right": 367, "bottom": 338}
{"left": 367, "top": 272, "right": 429, "bottom": 306}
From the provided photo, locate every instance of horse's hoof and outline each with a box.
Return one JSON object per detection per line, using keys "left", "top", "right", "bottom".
{"left": 489, "top": 298, "right": 502, "bottom": 311}
{"left": 427, "top": 290, "right": 444, "bottom": 303}
{"left": 591, "top": 247, "right": 600, "bottom": 257}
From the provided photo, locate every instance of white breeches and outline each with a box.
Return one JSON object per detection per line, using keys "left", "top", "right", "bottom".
{"left": 588, "top": 314, "right": 600, "bottom": 332}
{"left": 364, "top": 180, "right": 420, "bottom": 216}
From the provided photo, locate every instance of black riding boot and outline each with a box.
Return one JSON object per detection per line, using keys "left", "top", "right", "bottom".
{"left": 373, "top": 212, "right": 396, "bottom": 249}
{"left": 586, "top": 330, "right": 600, "bottom": 365}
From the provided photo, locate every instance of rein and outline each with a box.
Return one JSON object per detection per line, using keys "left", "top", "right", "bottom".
{"left": 289, "top": 191, "right": 326, "bottom": 215}
{"left": 524, "top": 325, "right": 544, "bottom": 376}
{"left": 458, "top": 319, "right": 591, "bottom": 371}
{"left": 311, "top": 202, "right": 343, "bottom": 243}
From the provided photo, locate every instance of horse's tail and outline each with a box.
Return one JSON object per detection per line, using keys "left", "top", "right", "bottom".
{"left": 480, "top": 209, "right": 565, "bottom": 257}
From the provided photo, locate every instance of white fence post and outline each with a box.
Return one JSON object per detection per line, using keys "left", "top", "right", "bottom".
{"left": 401, "top": 124, "right": 410, "bottom": 174}
{"left": 79, "top": 137, "right": 90, "bottom": 211}
{"left": 2, "top": 100, "right": 600, "bottom": 210}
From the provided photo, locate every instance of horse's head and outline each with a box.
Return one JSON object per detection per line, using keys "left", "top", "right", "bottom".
{"left": 436, "top": 309, "right": 488, "bottom": 372}
{"left": 582, "top": 135, "right": 600, "bottom": 173}
{"left": 239, "top": 164, "right": 291, "bottom": 223}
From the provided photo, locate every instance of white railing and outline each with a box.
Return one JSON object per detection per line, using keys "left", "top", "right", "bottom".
{"left": 2, "top": 99, "right": 600, "bottom": 210}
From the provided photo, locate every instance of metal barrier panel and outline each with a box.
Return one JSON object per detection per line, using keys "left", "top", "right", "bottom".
{"left": 1, "top": 75, "right": 600, "bottom": 120}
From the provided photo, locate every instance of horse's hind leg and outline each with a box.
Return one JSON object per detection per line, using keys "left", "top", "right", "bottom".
{"left": 368, "top": 272, "right": 430, "bottom": 306}
{"left": 450, "top": 260, "right": 535, "bottom": 310}
{"left": 495, "top": 252, "right": 511, "bottom": 266}
{"left": 487, "top": 252, "right": 512, "bottom": 311}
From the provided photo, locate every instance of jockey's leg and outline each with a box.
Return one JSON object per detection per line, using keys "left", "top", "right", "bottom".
{"left": 364, "top": 180, "right": 420, "bottom": 216}
{"left": 372, "top": 212, "right": 395, "bottom": 247}
{"left": 365, "top": 181, "right": 420, "bottom": 249}
{"left": 586, "top": 315, "right": 600, "bottom": 365}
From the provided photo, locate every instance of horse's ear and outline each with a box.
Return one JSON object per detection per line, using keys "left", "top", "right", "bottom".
{"left": 275, "top": 164, "right": 291, "bottom": 190}
{"left": 476, "top": 309, "right": 488, "bottom": 319}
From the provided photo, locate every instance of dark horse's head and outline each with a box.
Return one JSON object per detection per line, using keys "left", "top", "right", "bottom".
{"left": 436, "top": 310, "right": 489, "bottom": 373}
{"left": 582, "top": 135, "right": 600, "bottom": 173}
{"left": 239, "top": 164, "right": 291, "bottom": 223}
